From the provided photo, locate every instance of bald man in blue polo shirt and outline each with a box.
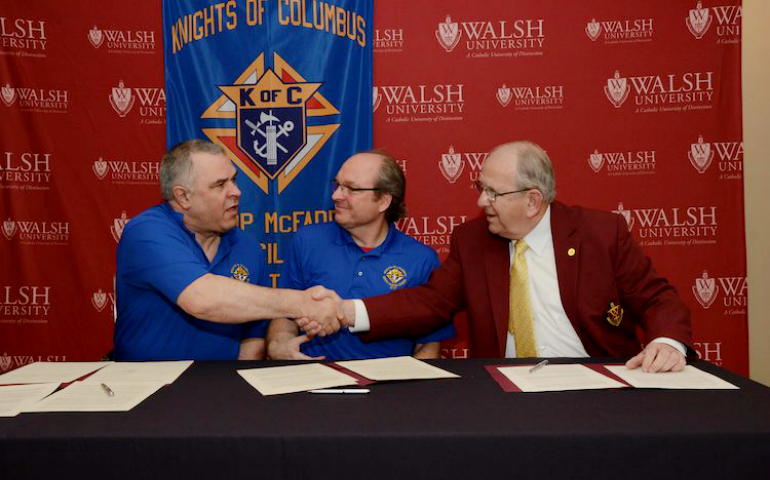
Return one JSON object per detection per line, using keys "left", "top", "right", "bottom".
{"left": 114, "top": 139, "right": 344, "bottom": 361}
{"left": 267, "top": 151, "right": 454, "bottom": 360}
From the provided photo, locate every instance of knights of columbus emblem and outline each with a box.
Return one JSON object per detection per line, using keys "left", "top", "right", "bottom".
{"left": 383, "top": 266, "right": 407, "bottom": 290}
{"left": 231, "top": 264, "right": 250, "bottom": 283}
{"left": 201, "top": 53, "right": 340, "bottom": 194}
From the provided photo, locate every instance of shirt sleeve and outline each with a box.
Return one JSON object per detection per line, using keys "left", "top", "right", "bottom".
{"left": 118, "top": 217, "right": 208, "bottom": 304}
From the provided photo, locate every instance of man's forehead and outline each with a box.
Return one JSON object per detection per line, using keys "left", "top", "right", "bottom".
{"left": 481, "top": 151, "right": 517, "bottom": 183}
{"left": 190, "top": 152, "right": 235, "bottom": 182}
{"left": 338, "top": 153, "right": 381, "bottom": 181}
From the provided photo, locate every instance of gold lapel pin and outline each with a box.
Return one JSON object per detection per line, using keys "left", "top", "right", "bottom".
{"left": 568, "top": 248, "right": 576, "bottom": 257}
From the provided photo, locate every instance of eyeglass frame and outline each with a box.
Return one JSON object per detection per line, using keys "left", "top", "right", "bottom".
{"left": 330, "top": 179, "right": 382, "bottom": 195}
{"left": 474, "top": 180, "right": 532, "bottom": 202}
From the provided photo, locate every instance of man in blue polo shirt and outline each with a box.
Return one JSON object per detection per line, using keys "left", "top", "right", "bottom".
{"left": 114, "top": 139, "right": 344, "bottom": 361}
{"left": 267, "top": 151, "right": 454, "bottom": 360}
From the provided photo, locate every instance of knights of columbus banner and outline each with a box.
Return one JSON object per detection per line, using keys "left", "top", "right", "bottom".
{"left": 163, "top": 0, "right": 373, "bottom": 285}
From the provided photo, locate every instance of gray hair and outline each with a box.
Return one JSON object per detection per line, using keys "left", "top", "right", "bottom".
{"left": 160, "top": 139, "right": 224, "bottom": 201}
{"left": 369, "top": 149, "right": 408, "bottom": 223}
{"left": 490, "top": 141, "right": 556, "bottom": 204}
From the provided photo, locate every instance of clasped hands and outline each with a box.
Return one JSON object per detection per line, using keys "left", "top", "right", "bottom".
{"left": 294, "top": 286, "right": 352, "bottom": 338}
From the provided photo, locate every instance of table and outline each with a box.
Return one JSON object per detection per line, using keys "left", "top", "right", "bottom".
{"left": 1, "top": 359, "right": 768, "bottom": 480}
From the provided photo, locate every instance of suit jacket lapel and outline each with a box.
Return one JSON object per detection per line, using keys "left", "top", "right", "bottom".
{"left": 551, "top": 202, "right": 581, "bottom": 331}
{"left": 484, "top": 232, "right": 511, "bottom": 357}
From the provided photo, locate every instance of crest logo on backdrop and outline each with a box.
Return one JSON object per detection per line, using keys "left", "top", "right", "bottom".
{"left": 586, "top": 19, "right": 602, "bottom": 41}
{"left": 439, "top": 146, "right": 465, "bottom": 183}
{"left": 687, "top": 135, "right": 743, "bottom": 179}
{"left": 200, "top": 53, "right": 340, "bottom": 194}
{"left": 693, "top": 271, "right": 718, "bottom": 309}
{"left": 111, "top": 211, "right": 131, "bottom": 243}
{"left": 2, "top": 218, "right": 16, "bottom": 240}
{"left": 687, "top": 2, "right": 713, "bottom": 39}
{"left": 604, "top": 71, "right": 629, "bottom": 108}
{"left": 692, "top": 270, "right": 747, "bottom": 314}
{"left": 1, "top": 84, "right": 16, "bottom": 107}
{"left": 88, "top": 26, "right": 105, "bottom": 48}
{"left": 110, "top": 80, "right": 135, "bottom": 117}
{"left": 436, "top": 15, "right": 462, "bottom": 52}
{"left": 689, "top": 135, "right": 714, "bottom": 173}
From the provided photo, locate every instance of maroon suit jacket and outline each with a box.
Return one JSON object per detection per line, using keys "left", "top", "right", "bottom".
{"left": 362, "top": 202, "right": 692, "bottom": 358}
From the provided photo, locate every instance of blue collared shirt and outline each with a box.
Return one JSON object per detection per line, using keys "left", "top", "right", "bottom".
{"left": 280, "top": 222, "right": 455, "bottom": 359}
{"left": 114, "top": 202, "right": 268, "bottom": 360}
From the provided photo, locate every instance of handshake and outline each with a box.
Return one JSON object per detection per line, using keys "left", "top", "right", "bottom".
{"left": 294, "top": 286, "right": 356, "bottom": 337}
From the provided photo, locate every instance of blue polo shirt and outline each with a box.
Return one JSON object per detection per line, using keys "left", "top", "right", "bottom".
{"left": 280, "top": 222, "right": 455, "bottom": 359}
{"left": 114, "top": 202, "right": 268, "bottom": 361}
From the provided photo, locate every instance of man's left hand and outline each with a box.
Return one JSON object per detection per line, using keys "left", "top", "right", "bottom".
{"left": 625, "top": 342, "right": 686, "bottom": 373}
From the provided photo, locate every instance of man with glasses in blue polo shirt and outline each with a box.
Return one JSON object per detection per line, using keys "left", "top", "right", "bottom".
{"left": 114, "top": 139, "right": 344, "bottom": 361}
{"left": 267, "top": 150, "right": 454, "bottom": 360}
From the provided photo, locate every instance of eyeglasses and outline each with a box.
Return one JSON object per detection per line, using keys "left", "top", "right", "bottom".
{"left": 474, "top": 180, "right": 530, "bottom": 202}
{"left": 330, "top": 179, "right": 381, "bottom": 195}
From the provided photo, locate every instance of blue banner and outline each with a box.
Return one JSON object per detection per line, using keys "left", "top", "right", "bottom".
{"left": 163, "top": 0, "right": 373, "bottom": 285}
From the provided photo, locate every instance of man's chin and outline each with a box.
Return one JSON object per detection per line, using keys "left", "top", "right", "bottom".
{"left": 485, "top": 217, "right": 500, "bottom": 233}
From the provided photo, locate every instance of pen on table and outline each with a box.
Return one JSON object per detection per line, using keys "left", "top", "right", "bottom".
{"left": 101, "top": 383, "right": 115, "bottom": 397}
{"left": 308, "top": 389, "right": 370, "bottom": 394}
{"left": 529, "top": 359, "right": 549, "bottom": 374}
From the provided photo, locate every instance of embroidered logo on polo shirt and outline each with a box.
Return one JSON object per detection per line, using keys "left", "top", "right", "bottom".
{"left": 231, "top": 264, "right": 250, "bottom": 282}
{"left": 383, "top": 266, "right": 407, "bottom": 290}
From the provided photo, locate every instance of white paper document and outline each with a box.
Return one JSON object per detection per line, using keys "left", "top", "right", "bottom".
{"left": 83, "top": 361, "right": 193, "bottom": 385}
{"left": 0, "top": 383, "right": 60, "bottom": 417}
{"left": 498, "top": 364, "right": 628, "bottom": 392}
{"left": 336, "top": 356, "right": 460, "bottom": 381}
{"left": 604, "top": 365, "right": 739, "bottom": 389}
{"left": 23, "top": 381, "right": 166, "bottom": 412}
{"left": 237, "top": 363, "right": 358, "bottom": 396}
{"left": 0, "top": 362, "right": 112, "bottom": 385}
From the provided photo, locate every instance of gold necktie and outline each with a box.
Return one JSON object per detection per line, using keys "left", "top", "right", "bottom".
{"left": 509, "top": 239, "right": 537, "bottom": 357}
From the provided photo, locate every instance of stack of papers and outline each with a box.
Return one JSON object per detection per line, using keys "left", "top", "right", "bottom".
{"left": 238, "top": 356, "right": 460, "bottom": 396}
{"left": 0, "top": 361, "right": 194, "bottom": 413}
{"left": 0, "top": 361, "right": 112, "bottom": 385}
{"left": 491, "top": 363, "right": 739, "bottom": 393}
{"left": 0, "top": 383, "right": 60, "bottom": 417}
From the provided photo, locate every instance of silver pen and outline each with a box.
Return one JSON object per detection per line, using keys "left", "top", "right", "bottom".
{"left": 528, "top": 359, "right": 549, "bottom": 374}
{"left": 101, "top": 383, "right": 115, "bottom": 397}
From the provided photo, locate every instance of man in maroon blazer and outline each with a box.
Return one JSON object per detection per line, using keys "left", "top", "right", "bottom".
{"left": 300, "top": 141, "right": 692, "bottom": 373}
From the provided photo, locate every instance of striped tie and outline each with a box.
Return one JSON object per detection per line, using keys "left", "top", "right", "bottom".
{"left": 508, "top": 239, "right": 537, "bottom": 357}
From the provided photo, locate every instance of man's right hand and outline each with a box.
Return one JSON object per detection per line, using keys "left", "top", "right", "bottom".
{"left": 297, "top": 286, "right": 345, "bottom": 337}
{"left": 267, "top": 334, "right": 325, "bottom": 361}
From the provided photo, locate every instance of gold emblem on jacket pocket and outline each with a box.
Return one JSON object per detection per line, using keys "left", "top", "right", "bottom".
{"left": 606, "top": 302, "right": 623, "bottom": 326}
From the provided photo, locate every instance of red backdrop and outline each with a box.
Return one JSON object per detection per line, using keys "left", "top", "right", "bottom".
{"left": 0, "top": 1, "right": 745, "bottom": 373}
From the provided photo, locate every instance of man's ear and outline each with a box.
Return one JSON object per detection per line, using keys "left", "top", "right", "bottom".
{"left": 378, "top": 193, "right": 393, "bottom": 214}
{"left": 173, "top": 185, "right": 191, "bottom": 209}
{"left": 526, "top": 190, "right": 544, "bottom": 217}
